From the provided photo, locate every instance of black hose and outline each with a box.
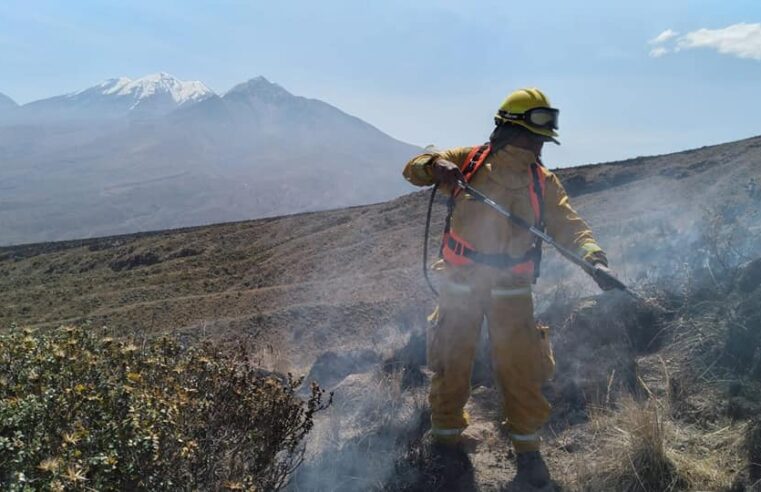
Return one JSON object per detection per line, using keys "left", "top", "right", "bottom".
{"left": 423, "top": 184, "right": 439, "bottom": 297}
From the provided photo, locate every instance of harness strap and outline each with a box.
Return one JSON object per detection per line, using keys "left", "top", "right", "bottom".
{"left": 445, "top": 233, "right": 533, "bottom": 269}
{"left": 442, "top": 144, "right": 491, "bottom": 249}
{"left": 528, "top": 162, "right": 546, "bottom": 280}
{"left": 455, "top": 143, "right": 492, "bottom": 196}
{"left": 529, "top": 162, "right": 546, "bottom": 225}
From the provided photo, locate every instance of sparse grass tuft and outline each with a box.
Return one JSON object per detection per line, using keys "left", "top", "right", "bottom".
{"left": 581, "top": 398, "right": 686, "bottom": 491}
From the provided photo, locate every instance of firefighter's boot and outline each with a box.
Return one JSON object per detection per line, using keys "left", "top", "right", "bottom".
{"left": 514, "top": 450, "right": 551, "bottom": 489}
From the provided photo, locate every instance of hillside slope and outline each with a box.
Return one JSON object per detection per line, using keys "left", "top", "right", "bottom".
{"left": 3, "top": 135, "right": 760, "bottom": 367}
{"left": 2, "top": 135, "right": 761, "bottom": 490}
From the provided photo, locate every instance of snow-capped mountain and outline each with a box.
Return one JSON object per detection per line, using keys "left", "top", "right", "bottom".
{"left": 0, "top": 74, "right": 419, "bottom": 245}
{"left": 83, "top": 73, "right": 214, "bottom": 109}
{"left": 17, "top": 73, "right": 215, "bottom": 120}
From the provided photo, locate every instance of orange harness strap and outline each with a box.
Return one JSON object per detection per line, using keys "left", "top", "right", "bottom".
{"left": 452, "top": 144, "right": 491, "bottom": 198}
{"left": 529, "top": 161, "right": 546, "bottom": 224}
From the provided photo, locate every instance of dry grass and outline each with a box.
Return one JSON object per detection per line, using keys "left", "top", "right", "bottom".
{"left": 577, "top": 397, "right": 685, "bottom": 491}
{"left": 563, "top": 394, "right": 745, "bottom": 491}
{"left": 544, "top": 238, "right": 761, "bottom": 491}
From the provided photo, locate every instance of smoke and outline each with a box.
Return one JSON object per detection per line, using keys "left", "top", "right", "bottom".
{"left": 290, "top": 325, "right": 428, "bottom": 491}
{"left": 276, "top": 137, "right": 761, "bottom": 489}
{"left": 536, "top": 150, "right": 761, "bottom": 301}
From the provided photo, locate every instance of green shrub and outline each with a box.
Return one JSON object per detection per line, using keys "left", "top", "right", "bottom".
{"left": 0, "top": 325, "right": 330, "bottom": 491}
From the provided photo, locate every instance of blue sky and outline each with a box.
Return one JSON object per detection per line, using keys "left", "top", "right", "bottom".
{"left": 1, "top": 0, "right": 760, "bottom": 166}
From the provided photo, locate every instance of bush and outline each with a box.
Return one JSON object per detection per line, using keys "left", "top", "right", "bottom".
{"left": 0, "top": 325, "right": 330, "bottom": 491}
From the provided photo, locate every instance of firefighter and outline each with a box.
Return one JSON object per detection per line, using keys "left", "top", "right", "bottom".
{"left": 403, "top": 88, "right": 619, "bottom": 488}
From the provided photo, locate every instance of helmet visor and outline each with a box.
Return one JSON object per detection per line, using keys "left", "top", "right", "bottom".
{"left": 526, "top": 108, "right": 559, "bottom": 130}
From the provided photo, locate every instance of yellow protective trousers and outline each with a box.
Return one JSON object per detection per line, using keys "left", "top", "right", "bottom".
{"left": 427, "top": 270, "right": 555, "bottom": 453}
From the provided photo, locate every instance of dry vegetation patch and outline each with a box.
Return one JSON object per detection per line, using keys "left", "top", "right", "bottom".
{"left": 556, "top": 254, "right": 761, "bottom": 491}
{"left": 566, "top": 396, "right": 746, "bottom": 491}
{"left": 0, "top": 325, "right": 330, "bottom": 491}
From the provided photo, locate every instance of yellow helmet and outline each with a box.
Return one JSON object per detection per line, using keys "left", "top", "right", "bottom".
{"left": 494, "top": 88, "right": 559, "bottom": 141}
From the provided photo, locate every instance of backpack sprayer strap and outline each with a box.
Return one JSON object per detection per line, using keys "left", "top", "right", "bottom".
{"left": 444, "top": 234, "right": 534, "bottom": 269}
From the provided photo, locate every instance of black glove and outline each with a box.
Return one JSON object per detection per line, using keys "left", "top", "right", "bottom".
{"left": 431, "top": 158, "right": 465, "bottom": 189}
{"left": 593, "top": 263, "right": 622, "bottom": 291}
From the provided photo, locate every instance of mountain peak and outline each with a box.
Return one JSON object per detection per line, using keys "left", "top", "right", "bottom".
{"left": 115, "top": 73, "right": 214, "bottom": 106}
{"left": 73, "top": 73, "right": 215, "bottom": 108}
{"left": 0, "top": 92, "right": 18, "bottom": 109}
{"left": 225, "top": 77, "right": 292, "bottom": 100}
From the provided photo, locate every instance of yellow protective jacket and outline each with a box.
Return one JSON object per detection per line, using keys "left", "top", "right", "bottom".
{"left": 403, "top": 144, "right": 607, "bottom": 268}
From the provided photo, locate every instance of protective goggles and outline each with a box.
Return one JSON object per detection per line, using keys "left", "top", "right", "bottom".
{"left": 497, "top": 107, "right": 559, "bottom": 130}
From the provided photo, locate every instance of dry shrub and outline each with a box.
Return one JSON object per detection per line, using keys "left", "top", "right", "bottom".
{"left": 0, "top": 325, "right": 330, "bottom": 491}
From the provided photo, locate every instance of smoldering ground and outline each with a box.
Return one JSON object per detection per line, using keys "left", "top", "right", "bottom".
{"left": 282, "top": 150, "right": 761, "bottom": 490}
{"left": 287, "top": 294, "right": 673, "bottom": 490}
{"left": 289, "top": 323, "right": 428, "bottom": 491}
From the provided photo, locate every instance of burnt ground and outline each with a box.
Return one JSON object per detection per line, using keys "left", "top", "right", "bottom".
{"left": 2, "top": 135, "right": 761, "bottom": 490}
